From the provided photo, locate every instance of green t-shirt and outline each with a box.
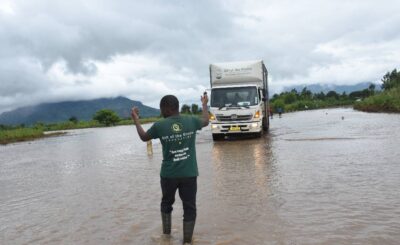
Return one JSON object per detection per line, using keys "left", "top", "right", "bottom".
{"left": 146, "top": 115, "right": 203, "bottom": 178}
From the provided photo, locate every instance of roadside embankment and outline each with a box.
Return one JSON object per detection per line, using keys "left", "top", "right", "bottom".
{"left": 0, "top": 128, "right": 65, "bottom": 145}
{"left": 354, "top": 87, "right": 400, "bottom": 113}
{"left": 0, "top": 117, "right": 160, "bottom": 145}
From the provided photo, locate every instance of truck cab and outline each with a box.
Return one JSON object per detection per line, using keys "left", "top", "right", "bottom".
{"left": 209, "top": 60, "right": 269, "bottom": 140}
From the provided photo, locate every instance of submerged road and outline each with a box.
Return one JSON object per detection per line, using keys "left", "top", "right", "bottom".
{"left": 1, "top": 108, "right": 400, "bottom": 244}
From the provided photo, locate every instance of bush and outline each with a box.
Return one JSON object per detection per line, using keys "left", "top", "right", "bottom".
{"left": 381, "top": 69, "right": 400, "bottom": 91}
{"left": 181, "top": 104, "right": 191, "bottom": 114}
{"left": 354, "top": 87, "right": 400, "bottom": 112}
{"left": 271, "top": 99, "right": 285, "bottom": 112}
{"left": 0, "top": 128, "right": 44, "bottom": 144}
{"left": 93, "top": 109, "right": 120, "bottom": 126}
{"left": 191, "top": 104, "right": 199, "bottom": 114}
{"left": 69, "top": 116, "right": 78, "bottom": 124}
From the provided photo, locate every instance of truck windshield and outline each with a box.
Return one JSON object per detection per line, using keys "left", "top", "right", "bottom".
{"left": 211, "top": 86, "right": 259, "bottom": 108}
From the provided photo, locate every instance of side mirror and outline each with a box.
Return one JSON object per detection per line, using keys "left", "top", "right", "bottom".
{"left": 262, "top": 98, "right": 266, "bottom": 102}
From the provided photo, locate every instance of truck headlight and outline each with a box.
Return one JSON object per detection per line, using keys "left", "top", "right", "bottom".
{"left": 209, "top": 113, "right": 216, "bottom": 120}
{"left": 254, "top": 110, "right": 261, "bottom": 118}
{"left": 211, "top": 124, "right": 218, "bottom": 129}
{"left": 251, "top": 122, "right": 258, "bottom": 128}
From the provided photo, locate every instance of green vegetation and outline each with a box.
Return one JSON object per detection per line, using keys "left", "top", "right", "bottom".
{"left": 44, "top": 120, "right": 103, "bottom": 131}
{"left": 381, "top": 69, "right": 400, "bottom": 90}
{"left": 93, "top": 109, "right": 121, "bottom": 126}
{"left": 355, "top": 69, "right": 400, "bottom": 113}
{"left": 191, "top": 104, "right": 199, "bottom": 114}
{"left": 180, "top": 104, "right": 202, "bottom": 115}
{"left": 0, "top": 127, "right": 43, "bottom": 144}
{"left": 0, "top": 109, "right": 160, "bottom": 144}
{"left": 69, "top": 116, "right": 78, "bottom": 124}
{"left": 180, "top": 104, "right": 191, "bottom": 114}
{"left": 0, "top": 126, "right": 65, "bottom": 145}
{"left": 269, "top": 87, "right": 363, "bottom": 113}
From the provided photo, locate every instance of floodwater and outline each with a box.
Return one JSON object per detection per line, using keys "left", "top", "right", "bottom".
{"left": 1, "top": 108, "right": 399, "bottom": 245}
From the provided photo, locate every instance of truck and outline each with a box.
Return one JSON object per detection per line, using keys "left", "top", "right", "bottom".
{"left": 209, "top": 60, "right": 269, "bottom": 140}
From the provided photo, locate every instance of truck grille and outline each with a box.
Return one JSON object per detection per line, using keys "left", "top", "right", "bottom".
{"left": 216, "top": 114, "right": 253, "bottom": 122}
{"left": 220, "top": 124, "right": 249, "bottom": 132}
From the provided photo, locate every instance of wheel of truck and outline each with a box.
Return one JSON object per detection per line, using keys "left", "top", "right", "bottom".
{"left": 212, "top": 134, "right": 224, "bottom": 141}
{"left": 262, "top": 116, "right": 270, "bottom": 131}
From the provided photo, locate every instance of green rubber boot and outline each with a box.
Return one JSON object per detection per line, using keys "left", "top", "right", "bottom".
{"left": 183, "top": 220, "right": 195, "bottom": 244}
{"left": 161, "top": 212, "right": 171, "bottom": 235}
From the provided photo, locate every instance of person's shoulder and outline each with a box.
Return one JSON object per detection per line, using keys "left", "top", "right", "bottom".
{"left": 152, "top": 118, "right": 167, "bottom": 127}
{"left": 179, "top": 115, "right": 192, "bottom": 119}
{"left": 182, "top": 115, "right": 202, "bottom": 127}
{"left": 180, "top": 115, "right": 199, "bottom": 121}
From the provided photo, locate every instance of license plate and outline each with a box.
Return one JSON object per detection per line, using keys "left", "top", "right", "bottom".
{"left": 229, "top": 126, "right": 240, "bottom": 131}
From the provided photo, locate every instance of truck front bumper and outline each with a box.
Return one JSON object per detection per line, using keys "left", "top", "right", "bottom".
{"left": 210, "top": 121, "right": 262, "bottom": 134}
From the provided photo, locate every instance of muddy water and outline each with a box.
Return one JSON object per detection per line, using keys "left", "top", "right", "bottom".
{"left": 1, "top": 108, "right": 399, "bottom": 245}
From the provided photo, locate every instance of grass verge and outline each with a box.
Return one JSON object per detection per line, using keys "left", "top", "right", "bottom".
{"left": 354, "top": 87, "right": 400, "bottom": 113}
{"left": 0, "top": 128, "right": 65, "bottom": 145}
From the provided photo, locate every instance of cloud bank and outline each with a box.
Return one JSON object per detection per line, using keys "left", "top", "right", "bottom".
{"left": 1, "top": 0, "right": 399, "bottom": 112}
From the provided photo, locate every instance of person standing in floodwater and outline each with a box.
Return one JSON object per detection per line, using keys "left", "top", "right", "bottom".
{"left": 278, "top": 107, "right": 283, "bottom": 118}
{"left": 131, "top": 93, "right": 209, "bottom": 245}
{"left": 269, "top": 105, "right": 273, "bottom": 119}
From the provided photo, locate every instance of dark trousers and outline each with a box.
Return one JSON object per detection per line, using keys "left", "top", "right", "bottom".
{"left": 160, "top": 177, "right": 197, "bottom": 222}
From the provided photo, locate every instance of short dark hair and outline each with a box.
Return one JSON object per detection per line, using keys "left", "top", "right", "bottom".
{"left": 160, "top": 95, "right": 179, "bottom": 112}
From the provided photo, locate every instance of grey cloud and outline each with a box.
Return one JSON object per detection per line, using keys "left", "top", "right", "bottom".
{"left": 2, "top": 0, "right": 232, "bottom": 74}
{"left": 0, "top": 57, "right": 48, "bottom": 96}
{"left": 1, "top": 0, "right": 400, "bottom": 113}
{"left": 0, "top": 0, "right": 233, "bottom": 112}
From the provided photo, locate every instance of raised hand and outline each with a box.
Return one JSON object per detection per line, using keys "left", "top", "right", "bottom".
{"left": 131, "top": 107, "right": 140, "bottom": 121}
{"left": 201, "top": 92, "right": 209, "bottom": 106}
{"left": 200, "top": 92, "right": 209, "bottom": 127}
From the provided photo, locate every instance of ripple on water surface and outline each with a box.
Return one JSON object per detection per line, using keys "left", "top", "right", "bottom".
{"left": 1, "top": 109, "right": 400, "bottom": 244}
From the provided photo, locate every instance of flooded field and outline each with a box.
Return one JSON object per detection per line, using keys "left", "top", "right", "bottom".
{"left": 1, "top": 108, "right": 400, "bottom": 245}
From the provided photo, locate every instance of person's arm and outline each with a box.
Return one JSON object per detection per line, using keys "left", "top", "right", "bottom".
{"left": 201, "top": 92, "right": 209, "bottom": 127}
{"left": 131, "top": 107, "right": 152, "bottom": 142}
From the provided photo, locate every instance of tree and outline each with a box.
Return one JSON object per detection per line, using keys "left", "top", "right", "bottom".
{"left": 368, "top": 83, "right": 376, "bottom": 91}
{"left": 381, "top": 69, "right": 400, "bottom": 90}
{"left": 300, "top": 87, "right": 312, "bottom": 100}
{"left": 69, "top": 116, "right": 78, "bottom": 124}
{"left": 368, "top": 83, "right": 376, "bottom": 96}
{"left": 272, "top": 99, "right": 285, "bottom": 111}
{"left": 283, "top": 92, "right": 297, "bottom": 104}
{"left": 349, "top": 89, "right": 372, "bottom": 99}
{"left": 181, "top": 104, "right": 191, "bottom": 114}
{"left": 361, "top": 88, "right": 372, "bottom": 98}
{"left": 290, "top": 88, "right": 299, "bottom": 97}
{"left": 314, "top": 91, "right": 326, "bottom": 100}
{"left": 340, "top": 92, "right": 348, "bottom": 100}
{"left": 191, "top": 104, "right": 199, "bottom": 114}
{"left": 93, "top": 109, "right": 120, "bottom": 126}
{"left": 349, "top": 91, "right": 362, "bottom": 99}
{"left": 326, "top": 91, "right": 339, "bottom": 100}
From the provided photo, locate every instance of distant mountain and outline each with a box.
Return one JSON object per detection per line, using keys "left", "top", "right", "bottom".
{"left": 0, "top": 96, "right": 160, "bottom": 125}
{"left": 281, "top": 82, "right": 381, "bottom": 94}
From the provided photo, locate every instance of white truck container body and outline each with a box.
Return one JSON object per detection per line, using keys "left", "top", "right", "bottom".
{"left": 209, "top": 60, "right": 269, "bottom": 140}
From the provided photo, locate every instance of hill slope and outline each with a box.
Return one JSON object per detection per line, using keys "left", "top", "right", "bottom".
{"left": 281, "top": 82, "right": 380, "bottom": 94}
{"left": 0, "top": 97, "right": 159, "bottom": 125}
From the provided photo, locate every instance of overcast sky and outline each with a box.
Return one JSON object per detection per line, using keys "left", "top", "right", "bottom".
{"left": 1, "top": 0, "right": 399, "bottom": 112}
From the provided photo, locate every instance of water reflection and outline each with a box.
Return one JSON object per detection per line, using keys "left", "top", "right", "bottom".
{"left": 207, "top": 134, "right": 287, "bottom": 244}
{"left": 1, "top": 109, "right": 400, "bottom": 244}
{"left": 212, "top": 134, "right": 275, "bottom": 200}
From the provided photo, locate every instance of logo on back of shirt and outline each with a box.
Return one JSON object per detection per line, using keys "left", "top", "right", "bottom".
{"left": 171, "top": 122, "right": 183, "bottom": 133}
